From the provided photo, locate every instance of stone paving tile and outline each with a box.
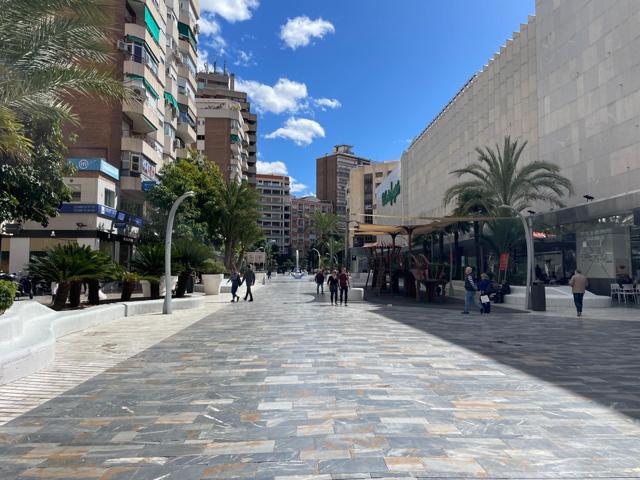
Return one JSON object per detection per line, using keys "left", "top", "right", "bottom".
{"left": 1, "top": 279, "right": 640, "bottom": 478}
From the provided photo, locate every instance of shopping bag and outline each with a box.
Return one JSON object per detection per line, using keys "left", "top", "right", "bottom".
{"left": 480, "top": 295, "right": 490, "bottom": 304}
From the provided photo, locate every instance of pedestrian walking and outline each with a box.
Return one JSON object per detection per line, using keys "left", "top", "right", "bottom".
{"left": 315, "top": 270, "right": 325, "bottom": 294}
{"left": 462, "top": 266, "right": 483, "bottom": 314}
{"left": 327, "top": 270, "right": 339, "bottom": 305}
{"left": 478, "top": 273, "right": 491, "bottom": 314}
{"left": 339, "top": 267, "right": 350, "bottom": 306}
{"left": 569, "top": 269, "right": 588, "bottom": 317}
{"left": 243, "top": 264, "right": 255, "bottom": 302}
{"left": 267, "top": 268, "right": 272, "bottom": 280}
{"left": 227, "top": 267, "right": 242, "bottom": 302}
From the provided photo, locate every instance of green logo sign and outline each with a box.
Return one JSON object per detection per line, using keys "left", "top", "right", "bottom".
{"left": 381, "top": 180, "right": 401, "bottom": 206}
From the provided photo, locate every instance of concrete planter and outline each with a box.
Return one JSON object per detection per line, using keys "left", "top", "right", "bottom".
{"left": 140, "top": 280, "right": 151, "bottom": 298}
{"left": 202, "top": 274, "right": 223, "bottom": 295}
{"left": 159, "top": 276, "right": 178, "bottom": 296}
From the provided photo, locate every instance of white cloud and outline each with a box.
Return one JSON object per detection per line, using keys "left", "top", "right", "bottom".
{"left": 235, "top": 78, "right": 308, "bottom": 114}
{"left": 257, "top": 161, "right": 288, "bottom": 175}
{"left": 234, "top": 50, "right": 255, "bottom": 67}
{"left": 314, "top": 98, "right": 341, "bottom": 110}
{"left": 280, "top": 16, "right": 335, "bottom": 50}
{"left": 198, "top": 16, "right": 221, "bottom": 36}
{"left": 290, "top": 178, "right": 310, "bottom": 194}
{"left": 200, "top": 0, "right": 259, "bottom": 22}
{"left": 197, "top": 49, "right": 210, "bottom": 72}
{"left": 265, "top": 117, "right": 325, "bottom": 146}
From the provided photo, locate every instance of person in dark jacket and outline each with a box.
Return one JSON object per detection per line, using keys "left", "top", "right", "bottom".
{"left": 327, "top": 270, "right": 339, "bottom": 305}
{"left": 315, "top": 270, "right": 325, "bottom": 294}
{"left": 20, "top": 275, "right": 33, "bottom": 300}
{"left": 478, "top": 273, "right": 492, "bottom": 314}
{"left": 228, "top": 267, "right": 242, "bottom": 302}
{"left": 338, "top": 267, "right": 350, "bottom": 306}
{"left": 462, "top": 266, "right": 483, "bottom": 315}
{"left": 243, "top": 265, "right": 255, "bottom": 302}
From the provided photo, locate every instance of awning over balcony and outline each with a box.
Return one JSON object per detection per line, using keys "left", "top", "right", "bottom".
{"left": 126, "top": 73, "right": 159, "bottom": 99}
{"left": 144, "top": 5, "right": 160, "bottom": 44}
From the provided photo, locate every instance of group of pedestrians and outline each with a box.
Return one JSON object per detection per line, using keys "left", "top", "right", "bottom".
{"left": 315, "top": 267, "right": 350, "bottom": 306}
{"left": 228, "top": 265, "right": 256, "bottom": 303}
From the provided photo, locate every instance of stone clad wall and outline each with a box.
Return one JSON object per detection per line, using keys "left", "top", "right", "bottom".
{"left": 535, "top": 0, "right": 640, "bottom": 207}
{"left": 405, "top": 16, "right": 538, "bottom": 218}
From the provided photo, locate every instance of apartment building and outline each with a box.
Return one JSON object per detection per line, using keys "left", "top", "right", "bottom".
{"left": 290, "top": 196, "right": 333, "bottom": 266}
{"left": 4, "top": 0, "right": 199, "bottom": 272}
{"left": 256, "top": 174, "right": 291, "bottom": 254}
{"left": 196, "top": 70, "right": 257, "bottom": 184}
{"left": 347, "top": 161, "right": 399, "bottom": 247}
{"left": 316, "top": 145, "right": 371, "bottom": 228}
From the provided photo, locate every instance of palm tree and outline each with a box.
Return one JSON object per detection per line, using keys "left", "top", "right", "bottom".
{"left": 309, "top": 211, "right": 339, "bottom": 253}
{"left": 443, "top": 136, "right": 573, "bottom": 213}
{"left": 131, "top": 243, "right": 165, "bottom": 298}
{"left": 0, "top": 0, "right": 126, "bottom": 157}
{"left": 217, "top": 180, "right": 261, "bottom": 269}
{"left": 326, "top": 238, "right": 343, "bottom": 269}
{"left": 28, "top": 243, "right": 112, "bottom": 310}
{"left": 173, "top": 240, "right": 209, "bottom": 297}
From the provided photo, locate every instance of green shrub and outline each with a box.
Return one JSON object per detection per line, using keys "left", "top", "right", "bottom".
{"left": 201, "top": 258, "right": 225, "bottom": 274}
{"left": 0, "top": 280, "right": 17, "bottom": 314}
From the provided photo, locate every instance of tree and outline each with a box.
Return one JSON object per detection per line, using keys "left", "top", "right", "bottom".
{"left": 131, "top": 243, "right": 165, "bottom": 298}
{"left": 0, "top": 0, "right": 127, "bottom": 225}
{"left": 217, "top": 180, "right": 261, "bottom": 269}
{"left": 443, "top": 136, "right": 574, "bottom": 213}
{"left": 0, "top": 0, "right": 126, "bottom": 155}
{"left": 143, "top": 151, "right": 222, "bottom": 244}
{"left": 309, "top": 211, "right": 339, "bottom": 253}
{"left": 235, "top": 221, "right": 264, "bottom": 268}
{"left": 326, "top": 238, "right": 343, "bottom": 269}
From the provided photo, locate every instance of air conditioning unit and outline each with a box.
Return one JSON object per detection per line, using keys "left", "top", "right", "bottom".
{"left": 130, "top": 153, "right": 141, "bottom": 172}
{"left": 116, "top": 39, "right": 127, "bottom": 51}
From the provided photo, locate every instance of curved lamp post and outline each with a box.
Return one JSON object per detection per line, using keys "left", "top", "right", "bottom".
{"left": 500, "top": 204, "right": 534, "bottom": 310}
{"left": 163, "top": 191, "right": 195, "bottom": 314}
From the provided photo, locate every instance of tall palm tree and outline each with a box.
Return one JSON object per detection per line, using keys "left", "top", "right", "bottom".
{"left": 326, "top": 237, "right": 343, "bottom": 269}
{"left": 1, "top": 0, "right": 127, "bottom": 157}
{"left": 217, "top": 180, "right": 261, "bottom": 269}
{"left": 443, "top": 136, "right": 573, "bottom": 213}
{"left": 309, "top": 211, "right": 339, "bottom": 253}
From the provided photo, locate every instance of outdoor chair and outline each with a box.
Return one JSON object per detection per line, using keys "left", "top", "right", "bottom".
{"left": 610, "top": 283, "right": 621, "bottom": 302}
{"left": 620, "top": 284, "right": 637, "bottom": 303}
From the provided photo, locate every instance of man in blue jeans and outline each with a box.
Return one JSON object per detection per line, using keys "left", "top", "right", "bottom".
{"left": 462, "top": 266, "right": 484, "bottom": 314}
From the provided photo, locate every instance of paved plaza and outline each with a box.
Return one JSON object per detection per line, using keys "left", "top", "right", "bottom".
{"left": 1, "top": 279, "right": 640, "bottom": 479}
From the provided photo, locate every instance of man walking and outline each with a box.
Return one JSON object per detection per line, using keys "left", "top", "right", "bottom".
{"left": 315, "top": 270, "right": 325, "bottom": 294}
{"left": 462, "top": 266, "right": 483, "bottom": 314}
{"left": 339, "top": 267, "right": 350, "bottom": 306}
{"left": 243, "top": 264, "right": 255, "bottom": 302}
{"left": 569, "top": 269, "right": 588, "bottom": 317}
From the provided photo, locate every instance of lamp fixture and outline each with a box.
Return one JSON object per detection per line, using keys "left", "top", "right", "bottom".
{"left": 583, "top": 194, "right": 594, "bottom": 202}
{"left": 527, "top": 210, "right": 536, "bottom": 216}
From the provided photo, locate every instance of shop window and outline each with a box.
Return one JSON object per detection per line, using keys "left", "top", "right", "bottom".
{"left": 69, "top": 184, "right": 82, "bottom": 202}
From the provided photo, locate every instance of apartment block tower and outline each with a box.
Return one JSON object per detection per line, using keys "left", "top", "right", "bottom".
{"left": 316, "top": 145, "right": 371, "bottom": 229}
{"left": 196, "top": 70, "right": 257, "bottom": 185}
{"left": 256, "top": 174, "right": 291, "bottom": 254}
{"left": 290, "top": 196, "right": 333, "bottom": 267}
{"left": 5, "top": 0, "right": 199, "bottom": 273}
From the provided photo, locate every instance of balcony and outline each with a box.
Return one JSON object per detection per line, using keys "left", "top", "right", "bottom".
{"left": 121, "top": 133, "right": 162, "bottom": 166}
{"left": 122, "top": 99, "right": 161, "bottom": 134}
{"left": 176, "top": 119, "right": 196, "bottom": 145}
{"left": 124, "top": 23, "right": 163, "bottom": 66}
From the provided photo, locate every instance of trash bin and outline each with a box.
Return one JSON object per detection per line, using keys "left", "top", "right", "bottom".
{"left": 530, "top": 282, "right": 546, "bottom": 311}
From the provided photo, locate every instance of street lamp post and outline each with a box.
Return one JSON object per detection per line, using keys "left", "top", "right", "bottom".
{"left": 163, "top": 191, "right": 195, "bottom": 314}
{"left": 500, "top": 204, "right": 534, "bottom": 310}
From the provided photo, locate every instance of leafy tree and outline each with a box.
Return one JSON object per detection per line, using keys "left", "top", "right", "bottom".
{"left": 143, "top": 151, "right": 222, "bottom": 244}
{"left": 217, "top": 180, "right": 261, "bottom": 269}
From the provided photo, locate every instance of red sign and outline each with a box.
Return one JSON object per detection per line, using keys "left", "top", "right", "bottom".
{"left": 499, "top": 252, "right": 509, "bottom": 272}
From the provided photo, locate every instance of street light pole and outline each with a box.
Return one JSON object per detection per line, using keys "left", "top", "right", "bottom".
{"left": 500, "top": 204, "right": 533, "bottom": 310}
{"left": 163, "top": 190, "right": 195, "bottom": 314}
{"left": 312, "top": 248, "right": 321, "bottom": 271}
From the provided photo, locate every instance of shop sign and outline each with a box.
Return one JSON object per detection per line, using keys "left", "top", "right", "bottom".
{"left": 142, "top": 180, "right": 157, "bottom": 192}
{"left": 499, "top": 252, "right": 509, "bottom": 271}
{"left": 68, "top": 157, "right": 120, "bottom": 181}
{"left": 381, "top": 180, "right": 401, "bottom": 206}
{"left": 141, "top": 158, "right": 156, "bottom": 179}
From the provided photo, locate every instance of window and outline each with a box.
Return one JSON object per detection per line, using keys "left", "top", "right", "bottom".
{"left": 104, "top": 189, "right": 115, "bottom": 208}
{"left": 69, "top": 184, "right": 81, "bottom": 202}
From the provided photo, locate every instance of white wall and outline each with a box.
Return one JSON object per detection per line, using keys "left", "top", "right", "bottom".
{"left": 8, "top": 237, "right": 30, "bottom": 273}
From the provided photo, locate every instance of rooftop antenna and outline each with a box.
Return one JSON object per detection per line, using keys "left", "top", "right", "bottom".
{"left": 213, "top": 57, "right": 217, "bottom": 73}
{"left": 223, "top": 59, "right": 227, "bottom": 75}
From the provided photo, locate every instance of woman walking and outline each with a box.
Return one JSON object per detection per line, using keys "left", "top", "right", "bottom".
{"left": 228, "top": 266, "right": 242, "bottom": 302}
{"left": 327, "top": 270, "right": 339, "bottom": 305}
{"left": 478, "top": 273, "right": 491, "bottom": 314}
{"left": 339, "top": 267, "right": 350, "bottom": 306}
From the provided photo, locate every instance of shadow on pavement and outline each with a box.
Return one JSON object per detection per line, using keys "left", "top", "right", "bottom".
{"left": 371, "top": 301, "right": 640, "bottom": 421}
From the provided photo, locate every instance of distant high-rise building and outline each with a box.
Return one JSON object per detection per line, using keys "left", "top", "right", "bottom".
{"left": 196, "top": 70, "right": 257, "bottom": 184}
{"left": 5, "top": 0, "right": 199, "bottom": 272}
{"left": 290, "top": 196, "right": 333, "bottom": 267}
{"left": 256, "top": 174, "right": 290, "bottom": 254}
{"left": 316, "top": 145, "right": 371, "bottom": 228}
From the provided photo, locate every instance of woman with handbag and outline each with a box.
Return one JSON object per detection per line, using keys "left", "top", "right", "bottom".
{"left": 478, "top": 273, "right": 492, "bottom": 314}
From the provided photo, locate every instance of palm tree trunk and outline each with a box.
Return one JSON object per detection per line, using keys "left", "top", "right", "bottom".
{"left": 87, "top": 280, "right": 100, "bottom": 305}
{"left": 68, "top": 281, "right": 82, "bottom": 308}
{"left": 224, "top": 239, "right": 235, "bottom": 270}
{"left": 52, "top": 282, "right": 70, "bottom": 311}
{"left": 120, "top": 281, "right": 135, "bottom": 301}
{"left": 150, "top": 281, "right": 160, "bottom": 299}
{"left": 175, "top": 271, "right": 190, "bottom": 297}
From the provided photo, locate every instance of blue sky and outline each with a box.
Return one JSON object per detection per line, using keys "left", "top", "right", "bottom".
{"left": 198, "top": 0, "right": 535, "bottom": 196}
